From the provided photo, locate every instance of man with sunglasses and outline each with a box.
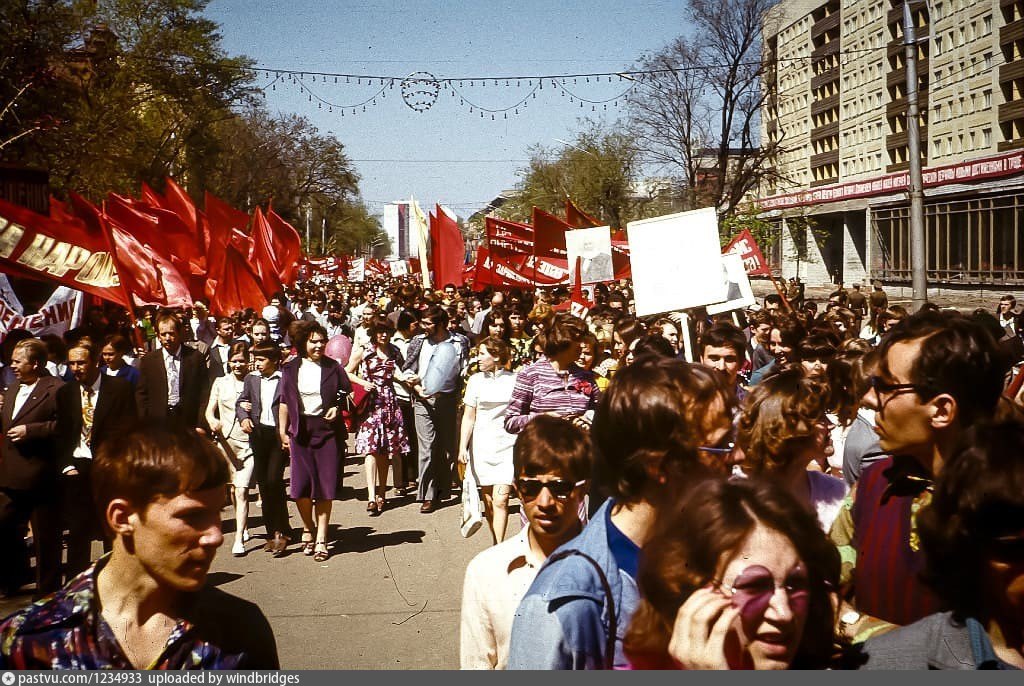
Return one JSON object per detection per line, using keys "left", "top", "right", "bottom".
{"left": 829, "top": 309, "right": 1008, "bottom": 643}
{"left": 460, "top": 416, "right": 591, "bottom": 669}
{"left": 507, "top": 358, "right": 735, "bottom": 670}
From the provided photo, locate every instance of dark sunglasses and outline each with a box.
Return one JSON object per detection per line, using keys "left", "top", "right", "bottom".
{"left": 716, "top": 564, "right": 811, "bottom": 624}
{"left": 515, "top": 477, "right": 585, "bottom": 501}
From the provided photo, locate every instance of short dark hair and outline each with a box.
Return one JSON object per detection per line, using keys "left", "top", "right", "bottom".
{"left": 542, "top": 313, "right": 587, "bottom": 358}
{"left": 154, "top": 310, "right": 183, "bottom": 333}
{"left": 593, "top": 357, "right": 735, "bottom": 504}
{"left": 879, "top": 310, "right": 1006, "bottom": 426}
{"left": 421, "top": 304, "right": 448, "bottom": 326}
{"left": 68, "top": 337, "right": 99, "bottom": 362}
{"left": 93, "top": 423, "right": 229, "bottom": 523}
{"left": 396, "top": 307, "right": 419, "bottom": 332}
{"left": 228, "top": 341, "right": 250, "bottom": 361}
{"left": 103, "top": 334, "right": 131, "bottom": 355}
{"left": 292, "top": 321, "right": 329, "bottom": 358}
{"left": 918, "top": 419, "right": 1024, "bottom": 621}
{"left": 251, "top": 342, "right": 281, "bottom": 363}
{"left": 699, "top": 323, "right": 747, "bottom": 359}
{"left": 630, "top": 334, "right": 676, "bottom": 360}
{"left": 513, "top": 415, "right": 591, "bottom": 483}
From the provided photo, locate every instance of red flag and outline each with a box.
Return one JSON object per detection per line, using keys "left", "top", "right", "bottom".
{"left": 553, "top": 257, "right": 594, "bottom": 318}
{"left": 105, "top": 193, "right": 193, "bottom": 278}
{"left": 265, "top": 205, "right": 304, "bottom": 285}
{"left": 723, "top": 229, "right": 771, "bottom": 276}
{"left": 0, "top": 197, "right": 126, "bottom": 306}
{"left": 162, "top": 177, "right": 207, "bottom": 260}
{"left": 140, "top": 181, "right": 163, "bottom": 208}
{"left": 430, "top": 205, "right": 466, "bottom": 287}
{"left": 210, "top": 238, "right": 267, "bottom": 316}
{"left": 91, "top": 196, "right": 192, "bottom": 308}
{"left": 250, "top": 207, "right": 285, "bottom": 296}
{"left": 531, "top": 207, "right": 569, "bottom": 258}
{"left": 565, "top": 199, "right": 601, "bottom": 228}
{"left": 204, "top": 192, "right": 250, "bottom": 302}
{"left": 486, "top": 216, "right": 534, "bottom": 243}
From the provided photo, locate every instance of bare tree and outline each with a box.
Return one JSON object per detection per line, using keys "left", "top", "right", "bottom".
{"left": 627, "top": 0, "right": 784, "bottom": 218}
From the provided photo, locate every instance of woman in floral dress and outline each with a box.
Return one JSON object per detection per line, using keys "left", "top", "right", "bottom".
{"left": 345, "top": 316, "right": 409, "bottom": 516}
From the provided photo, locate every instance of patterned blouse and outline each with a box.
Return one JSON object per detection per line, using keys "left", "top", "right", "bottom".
{"left": 503, "top": 356, "right": 601, "bottom": 434}
{"left": 0, "top": 557, "right": 279, "bottom": 669}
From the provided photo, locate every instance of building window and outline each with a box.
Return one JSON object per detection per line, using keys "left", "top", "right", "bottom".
{"left": 985, "top": 52, "right": 993, "bottom": 69}
{"left": 983, "top": 128, "right": 992, "bottom": 146}
{"left": 984, "top": 15, "right": 992, "bottom": 34}
{"left": 984, "top": 89, "right": 992, "bottom": 108}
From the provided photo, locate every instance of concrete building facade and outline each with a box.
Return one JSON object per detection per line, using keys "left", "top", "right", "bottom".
{"left": 761, "top": 0, "right": 1024, "bottom": 288}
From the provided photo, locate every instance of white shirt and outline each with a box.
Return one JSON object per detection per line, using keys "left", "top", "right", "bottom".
{"left": 72, "top": 375, "right": 103, "bottom": 461}
{"left": 211, "top": 339, "right": 232, "bottom": 375}
{"left": 11, "top": 380, "right": 38, "bottom": 420}
{"left": 297, "top": 358, "right": 323, "bottom": 416}
{"left": 162, "top": 346, "right": 181, "bottom": 406}
{"left": 459, "top": 528, "right": 542, "bottom": 670}
{"left": 258, "top": 371, "right": 281, "bottom": 427}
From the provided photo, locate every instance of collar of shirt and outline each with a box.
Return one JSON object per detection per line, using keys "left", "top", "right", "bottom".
{"left": 881, "top": 454, "right": 934, "bottom": 502}
{"left": 260, "top": 372, "right": 282, "bottom": 383}
{"left": 504, "top": 528, "right": 545, "bottom": 574}
{"left": 83, "top": 375, "right": 101, "bottom": 395}
{"left": 161, "top": 346, "right": 181, "bottom": 363}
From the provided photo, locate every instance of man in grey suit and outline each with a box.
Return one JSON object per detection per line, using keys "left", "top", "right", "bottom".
{"left": 0, "top": 338, "right": 63, "bottom": 598}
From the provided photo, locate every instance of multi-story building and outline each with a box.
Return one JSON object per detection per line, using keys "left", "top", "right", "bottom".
{"left": 761, "top": 0, "right": 1024, "bottom": 287}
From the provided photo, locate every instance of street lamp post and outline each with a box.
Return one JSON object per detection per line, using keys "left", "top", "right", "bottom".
{"left": 904, "top": 1, "right": 928, "bottom": 311}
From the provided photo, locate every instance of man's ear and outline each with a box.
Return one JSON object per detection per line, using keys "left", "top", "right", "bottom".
{"left": 106, "top": 498, "right": 137, "bottom": 537}
{"left": 929, "top": 393, "right": 958, "bottom": 430}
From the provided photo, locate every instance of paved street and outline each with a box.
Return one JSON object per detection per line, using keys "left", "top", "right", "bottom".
{"left": 0, "top": 449, "right": 506, "bottom": 670}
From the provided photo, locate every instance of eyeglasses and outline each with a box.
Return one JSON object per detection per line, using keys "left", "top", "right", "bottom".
{"left": 715, "top": 564, "right": 811, "bottom": 624}
{"left": 515, "top": 477, "right": 586, "bottom": 501}
{"left": 867, "top": 375, "right": 932, "bottom": 408}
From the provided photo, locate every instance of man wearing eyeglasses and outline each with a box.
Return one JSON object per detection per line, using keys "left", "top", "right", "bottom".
{"left": 460, "top": 416, "right": 591, "bottom": 669}
{"left": 829, "top": 309, "right": 1007, "bottom": 644}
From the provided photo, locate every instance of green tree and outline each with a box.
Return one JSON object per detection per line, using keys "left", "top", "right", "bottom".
{"left": 499, "top": 123, "right": 663, "bottom": 229}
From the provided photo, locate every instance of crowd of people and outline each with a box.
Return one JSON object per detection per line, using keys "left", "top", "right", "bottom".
{"left": 0, "top": 272, "right": 1022, "bottom": 670}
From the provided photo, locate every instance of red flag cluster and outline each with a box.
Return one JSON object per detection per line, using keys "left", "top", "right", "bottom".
{"left": 0, "top": 179, "right": 305, "bottom": 316}
{"left": 470, "top": 199, "right": 631, "bottom": 290}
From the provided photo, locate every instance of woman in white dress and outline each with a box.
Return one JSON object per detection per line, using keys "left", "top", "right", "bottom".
{"left": 205, "top": 341, "right": 255, "bottom": 556}
{"left": 458, "top": 337, "right": 517, "bottom": 544}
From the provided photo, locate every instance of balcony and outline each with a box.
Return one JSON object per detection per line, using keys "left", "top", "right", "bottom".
{"left": 886, "top": 161, "right": 911, "bottom": 173}
{"left": 1000, "top": 60, "right": 1024, "bottom": 86}
{"left": 811, "top": 120, "right": 840, "bottom": 142}
{"left": 811, "top": 66, "right": 841, "bottom": 91}
{"left": 887, "top": 61, "right": 929, "bottom": 90}
{"left": 887, "top": 2, "right": 928, "bottom": 27}
{"left": 886, "top": 126, "right": 928, "bottom": 149}
{"left": 886, "top": 95, "right": 927, "bottom": 119}
{"left": 811, "top": 93, "right": 840, "bottom": 117}
{"left": 1002, "top": 18, "right": 1024, "bottom": 45}
{"left": 810, "top": 149, "right": 840, "bottom": 168}
{"left": 812, "top": 11, "right": 841, "bottom": 40}
{"left": 1000, "top": 99, "right": 1024, "bottom": 123}
{"left": 998, "top": 138, "right": 1024, "bottom": 151}
{"left": 812, "top": 40, "right": 841, "bottom": 59}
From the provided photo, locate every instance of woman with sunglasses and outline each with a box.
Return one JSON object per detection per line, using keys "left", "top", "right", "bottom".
{"left": 736, "top": 367, "right": 849, "bottom": 532}
{"left": 624, "top": 478, "right": 840, "bottom": 670}
{"left": 857, "top": 419, "right": 1024, "bottom": 669}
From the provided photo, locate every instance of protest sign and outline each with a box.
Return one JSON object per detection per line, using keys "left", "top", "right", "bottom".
{"left": 627, "top": 208, "right": 725, "bottom": 317}
{"left": 565, "top": 226, "right": 614, "bottom": 284}
{"left": 349, "top": 258, "right": 366, "bottom": 282}
{"left": 707, "top": 252, "right": 756, "bottom": 315}
{"left": 0, "top": 275, "right": 84, "bottom": 342}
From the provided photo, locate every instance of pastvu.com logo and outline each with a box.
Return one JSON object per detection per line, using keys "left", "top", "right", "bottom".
{"left": 2, "top": 671, "right": 15, "bottom": 685}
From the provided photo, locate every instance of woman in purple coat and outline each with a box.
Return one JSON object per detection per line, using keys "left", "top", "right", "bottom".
{"left": 279, "top": 322, "right": 352, "bottom": 562}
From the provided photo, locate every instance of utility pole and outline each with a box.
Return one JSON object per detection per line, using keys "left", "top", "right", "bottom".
{"left": 321, "top": 216, "right": 326, "bottom": 255}
{"left": 305, "top": 205, "right": 311, "bottom": 254}
{"left": 904, "top": 1, "right": 927, "bottom": 311}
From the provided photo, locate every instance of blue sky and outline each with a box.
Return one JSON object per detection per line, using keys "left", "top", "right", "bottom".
{"left": 204, "top": 0, "right": 689, "bottom": 220}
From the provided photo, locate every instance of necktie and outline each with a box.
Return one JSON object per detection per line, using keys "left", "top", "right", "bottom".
{"left": 168, "top": 355, "right": 180, "bottom": 406}
{"left": 82, "top": 387, "right": 94, "bottom": 443}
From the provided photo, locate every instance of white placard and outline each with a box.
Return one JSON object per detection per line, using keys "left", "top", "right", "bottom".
{"left": 627, "top": 207, "right": 725, "bottom": 317}
{"left": 0, "top": 276, "right": 84, "bottom": 343}
{"left": 706, "top": 253, "right": 756, "bottom": 315}
{"left": 565, "top": 226, "right": 614, "bottom": 284}
{"left": 389, "top": 260, "right": 409, "bottom": 277}
{"left": 349, "top": 258, "right": 366, "bottom": 282}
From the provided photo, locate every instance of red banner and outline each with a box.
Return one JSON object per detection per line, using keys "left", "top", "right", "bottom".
{"left": 565, "top": 199, "right": 602, "bottom": 229}
{"left": 0, "top": 197, "right": 127, "bottom": 307}
{"left": 723, "top": 229, "right": 771, "bottom": 276}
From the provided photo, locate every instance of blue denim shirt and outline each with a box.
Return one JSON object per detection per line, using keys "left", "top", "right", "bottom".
{"left": 506, "top": 499, "right": 639, "bottom": 670}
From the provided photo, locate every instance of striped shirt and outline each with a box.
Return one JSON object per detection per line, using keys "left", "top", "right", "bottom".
{"left": 503, "top": 356, "right": 600, "bottom": 434}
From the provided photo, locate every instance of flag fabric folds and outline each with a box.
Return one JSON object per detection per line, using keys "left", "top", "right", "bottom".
{"left": 430, "top": 204, "right": 466, "bottom": 287}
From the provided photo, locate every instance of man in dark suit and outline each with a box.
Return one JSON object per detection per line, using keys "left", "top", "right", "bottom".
{"left": 207, "top": 316, "right": 236, "bottom": 384}
{"left": 236, "top": 342, "right": 289, "bottom": 556}
{"left": 56, "top": 338, "right": 137, "bottom": 581}
{"left": 0, "top": 338, "right": 63, "bottom": 598}
{"left": 136, "top": 311, "right": 207, "bottom": 432}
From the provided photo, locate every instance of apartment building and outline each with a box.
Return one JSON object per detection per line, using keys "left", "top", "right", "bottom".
{"left": 760, "top": 0, "right": 1024, "bottom": 287}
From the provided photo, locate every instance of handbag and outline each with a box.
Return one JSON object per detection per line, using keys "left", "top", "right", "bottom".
{"left": 342, "top": 383, "right": 377, "bottom": 432}
{"left": 460, "top": 467, "right": 483, "bottom": 538}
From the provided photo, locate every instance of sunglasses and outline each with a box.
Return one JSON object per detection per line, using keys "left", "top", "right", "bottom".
{"left": 515, "top": 477, "right": 586, "bottom": 501}
{"left": 867, "top": 375, "right": 931, "bottom": 399}
{"left": 716, "top": 564, "right": 811, "bottom": 624}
